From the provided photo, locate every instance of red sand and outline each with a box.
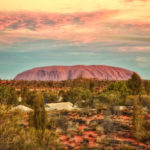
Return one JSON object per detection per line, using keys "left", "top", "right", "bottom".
{"left": 72, "top": 135, "right": 83, "bottom": 143}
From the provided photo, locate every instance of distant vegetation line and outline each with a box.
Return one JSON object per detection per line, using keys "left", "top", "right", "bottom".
{"left": 0, "top": 77, "right": 114, "bottom": 90}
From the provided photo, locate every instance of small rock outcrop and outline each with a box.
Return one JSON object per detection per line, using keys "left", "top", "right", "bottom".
{"left": 45, "top": 102, "right": 75, "bottom": 111}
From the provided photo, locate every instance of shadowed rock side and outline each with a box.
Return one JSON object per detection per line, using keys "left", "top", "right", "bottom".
{"left": 14, "top": 65, "right": 133, "bottom": 81}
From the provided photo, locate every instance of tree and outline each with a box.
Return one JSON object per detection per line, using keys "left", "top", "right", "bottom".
{"left": 143, "top": 80, "right": 150, "bottom": 95}
{"left": 33, "top": 92, "right": 47, "bottom": 132}
{"left": 21, "top": 87, "right": 30, "bottom": 104}
{"left": 59, "top": 90, "right": 69, "bottom": 102}
{"left": 106, "top": 81, "right": 130, "bottom": 105}
{"left": 132, "top": 96, "right": 146, "bottom": 142}
{"left": 0, "top": 86, "right": 11, "bottom": 104}
{"left": 68, "top": 88, "right": 83, "bottom": 106}
{"left": 108, "top": 81, "right": 129, "bottom": 98}
{"left": 0, "top": 85, "right": 18, "bottom": 105}
{"left": 9, "top": 88, "right": 18, "bottom": 104}
{"left": 43, "top": 90, "right": 59, "bottom": 103}
{"left": 21, "top": 87, "right": 37, "bottom": 106}
{"left": 98, "top": 90, "right": 124, "bottom": 106}
{"left": 67, "top": 88, "right": 92, "bottom": 107}
{"left": 127, "top": 72, "right": 142, "bottom": 95}
{"left": 82, "top": 89, "right": 93, "bottom": 107}
{"left": 89, "top": 81, "right": 94, "bottom": 92}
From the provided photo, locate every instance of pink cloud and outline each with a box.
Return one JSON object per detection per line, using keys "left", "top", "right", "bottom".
{"left": 0, "top": 10, "right": 119, "bottom": 31}
{"left": 0, "top": 11, "right": 149, "bottom": 45}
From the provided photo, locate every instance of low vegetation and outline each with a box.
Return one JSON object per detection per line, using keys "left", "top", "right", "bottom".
{"left": 0, "top": 73, "right": 150, "bottom": 149}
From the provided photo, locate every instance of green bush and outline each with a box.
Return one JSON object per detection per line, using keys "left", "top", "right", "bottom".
{"left": 0, "top": 85, "right": 18, "bottom": 105}
{"left": 98, "top": 91, "right": 124, "bottom": 106}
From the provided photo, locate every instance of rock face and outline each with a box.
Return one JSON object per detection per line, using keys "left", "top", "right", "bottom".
{"left": 14, "top": 65, "right": 133, "bottom": 81}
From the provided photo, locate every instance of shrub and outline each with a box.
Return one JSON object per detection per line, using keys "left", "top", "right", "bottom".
{"left": 0, "top": 104, "right": 61, "bottom": 150}
{"left": 132, "top": 96, "right": 146, "bottom": 142}
{"left": 33, "top": 92, "right": 47, "bottom": 132}
{"left": 0, "top": 86, "right": 18, "bottom": 105}
{"left": 98, "top": 91, "right": 124, "bottom": 106}
{"left": 139, "top": 95, "right": 150, "bottom": 107}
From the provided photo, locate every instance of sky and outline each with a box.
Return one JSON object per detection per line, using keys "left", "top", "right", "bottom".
{"left": 0, "top": 0, "right": 150, "bottom": 79}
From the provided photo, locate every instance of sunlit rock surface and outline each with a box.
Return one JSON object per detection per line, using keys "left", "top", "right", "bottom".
{"left": 14, "top": 65, "right": 133, "bottom": 81}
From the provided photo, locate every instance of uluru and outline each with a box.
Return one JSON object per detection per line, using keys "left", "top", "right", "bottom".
{"left": 14, "top": 65, "right": 134, "bottom": 81}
